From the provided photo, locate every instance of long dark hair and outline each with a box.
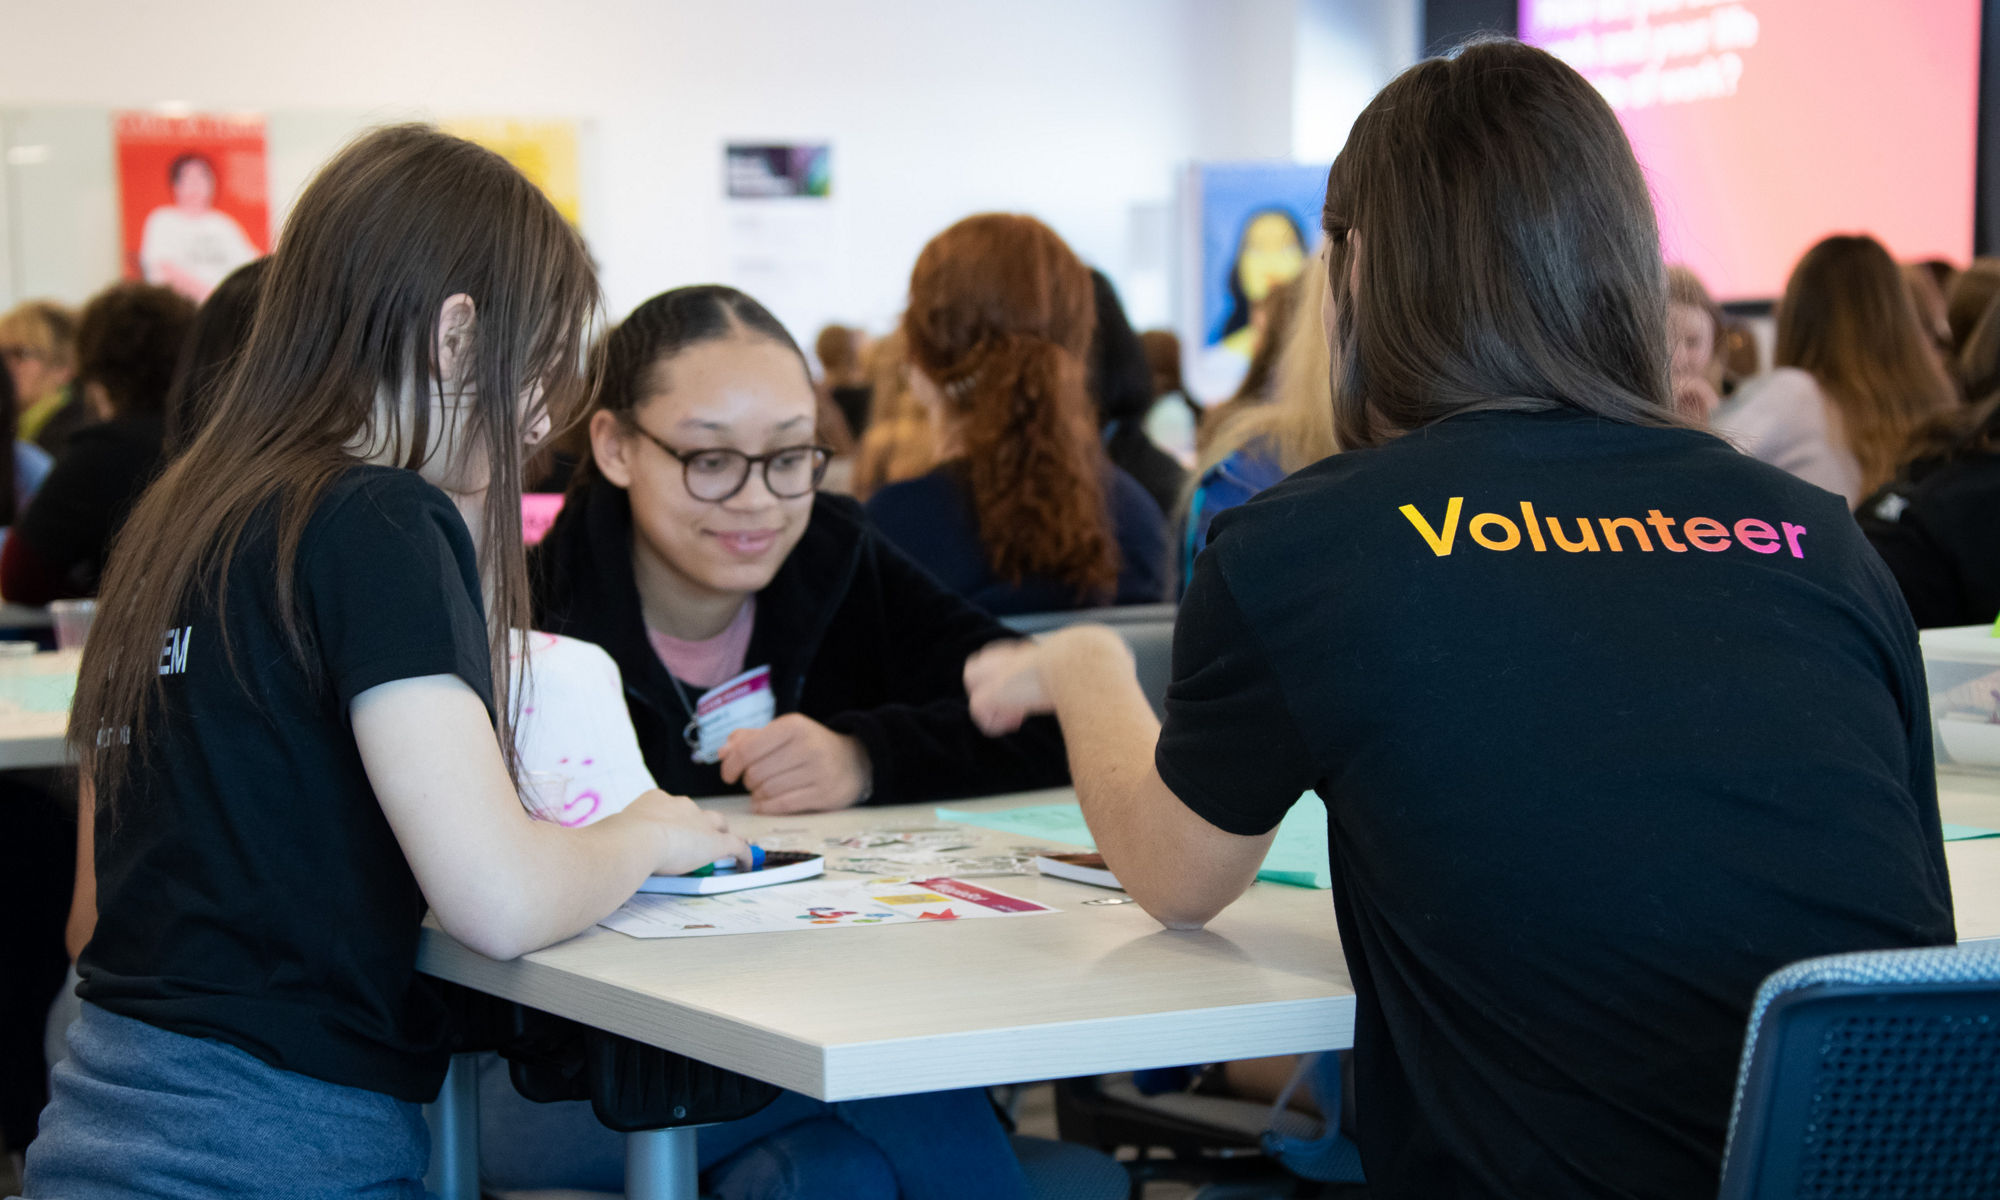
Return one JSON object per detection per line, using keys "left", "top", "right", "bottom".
{"left": 574, "top": 284, "right": 810, "bottom": 491}
{"left": 1323, "top": 38, "right": 1678, "bottom": 449}
{"left": 1776, "top": 234, "right": 1958, "bottom": 496}
{"left": 1088, "top": 270, "right": 1153, "bottom": 426}
{"left": 73, "top": 125, "right": 600, "bottom": 808}
{"left": 163, "top": 257, "right": 268, "bottom": 456}
{"left": 904, "top": 214, "right": 1116, "bottom": 597}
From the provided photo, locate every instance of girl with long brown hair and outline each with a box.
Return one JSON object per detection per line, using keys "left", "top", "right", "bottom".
{"left": 963, "top": 38, "right": 1949, "bottom": 1198}
{"left": 1716, "top": 234, "right": 1957, "bottom": 507}
{"left": 865, "top": 213, "right": 1168, "bottom": 615}
{"left": 26, "top": 126, "right": 744, "bottom": 1198}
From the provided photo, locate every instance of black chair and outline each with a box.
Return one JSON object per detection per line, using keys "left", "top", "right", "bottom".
{"left": 1718, "top": 943, "right": 2000, "bottom": 1199}
{"left": 1056, "top": 1055, "right": 1364, "bottom": 1198}
{"left": 1001, "top": 603, "right": 1177, "bottom": 636}
{"left": 999, "top": 608, "right": 1176, "bottom": 719}
{"left": 425, "top": 982, "right": 780, "bottom": 1199}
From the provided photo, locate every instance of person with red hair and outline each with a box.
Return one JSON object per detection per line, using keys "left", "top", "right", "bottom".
{"left": 866, "top": 214, "right": 1168, "bottom": 615}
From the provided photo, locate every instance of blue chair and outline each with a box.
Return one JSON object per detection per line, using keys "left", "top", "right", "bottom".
{"left": 1718, "top": 943, "right": 2000, "bottom": 1199}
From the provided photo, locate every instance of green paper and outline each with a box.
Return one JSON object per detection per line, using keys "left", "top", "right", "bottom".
{"left": 936, "top": 794, "right": 1333, "bottom": 890}
{"left": 936, "top": 803, "right": 1096, "bottom": 847}
{"left": 1259, "top": 793, "right": 1332, "bottom": 888}
{"left": 1943, "top": 822, "right": 2000, "bottom": 842}
{"left": 0, "top": 673, "right": 76, "bottom": 715}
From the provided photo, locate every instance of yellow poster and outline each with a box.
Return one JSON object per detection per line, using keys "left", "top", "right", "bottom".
{"left": 442, "top": 118, "right": 581, "bottom": 225}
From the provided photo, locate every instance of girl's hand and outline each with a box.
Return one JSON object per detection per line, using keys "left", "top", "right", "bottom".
{"left": 717, "top": 715, "right": 873, "bottom": 814}
{"left": 615, "top": 789, "right": 750, "bottom": 876}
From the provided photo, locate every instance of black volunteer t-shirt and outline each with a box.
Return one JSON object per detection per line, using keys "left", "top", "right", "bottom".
{"left": 79, "top": 466, "right": 493, "bottom": 1103}
{"left": 1158, "top": 410, "right": 1955, "bottom": 1200}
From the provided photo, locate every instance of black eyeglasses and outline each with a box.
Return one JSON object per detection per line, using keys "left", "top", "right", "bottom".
{"left": 632, "top": 426, "right": 832, "bottom": 502}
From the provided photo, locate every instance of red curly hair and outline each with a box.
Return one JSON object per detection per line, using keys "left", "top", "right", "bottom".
{"left": 903, "top": 214, "right": 1116, "bottom": 597}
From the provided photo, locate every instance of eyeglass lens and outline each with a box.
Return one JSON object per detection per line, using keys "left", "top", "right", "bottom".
{"left": 683, "top": 447, "right": 828, "bottom": 501}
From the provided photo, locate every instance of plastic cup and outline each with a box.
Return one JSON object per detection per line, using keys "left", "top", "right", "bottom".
{"left": 50, "top": 599, "right": 96, "bottom": 651}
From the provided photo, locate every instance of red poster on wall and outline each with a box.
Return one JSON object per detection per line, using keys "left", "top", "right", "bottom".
{"left": 114, "top": 112, "right": 269, "bottom": 302}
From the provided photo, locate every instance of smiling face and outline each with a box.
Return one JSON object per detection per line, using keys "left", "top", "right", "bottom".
{"left": 592, "top": 332, "right": 819, "bottom": 612}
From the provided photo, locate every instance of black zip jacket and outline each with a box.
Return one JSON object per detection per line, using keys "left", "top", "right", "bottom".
{"left": 529, "top": 479, "right": 1070, "bottom": 803}
{"left": 1860, "top": 450, "right": 2000, "bottom": 628}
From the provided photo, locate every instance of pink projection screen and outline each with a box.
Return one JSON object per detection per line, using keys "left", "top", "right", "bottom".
{"left": 1520, "top": 1, "right": 1981, "bottom": 303}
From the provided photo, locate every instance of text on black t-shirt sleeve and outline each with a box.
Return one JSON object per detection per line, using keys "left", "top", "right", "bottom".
{"left": 303, "top": 474, "right": 495, "bottom": 715}
{"left": 1154, "top": 552, "right": 1316, "bottom": 837}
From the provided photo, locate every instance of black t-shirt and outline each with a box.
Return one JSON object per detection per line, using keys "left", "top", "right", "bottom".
{"left": 1157, "top": 410, "right": 1955, "bottom": 1199}
{"left": 9, "top": 414, "right": 166, "bottom": 601}
{"left": 79, "top": 466, "right": 493, "bottom": 1103}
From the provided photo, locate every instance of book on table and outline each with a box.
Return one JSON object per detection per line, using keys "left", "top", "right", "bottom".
{"left": 1034, "top": 852, "right": 1122, "bottom": 890}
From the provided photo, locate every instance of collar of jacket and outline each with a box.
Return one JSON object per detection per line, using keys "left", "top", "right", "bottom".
{"left": 532, "top": 476, "right": 867, "bottom": 726}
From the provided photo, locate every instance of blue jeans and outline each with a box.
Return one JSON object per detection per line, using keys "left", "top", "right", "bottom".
{"left": 18, "top": 1002, "right": 428, "bottom": 1199}
{"left": 476, "top": 1052, "right": 1029, "bottom": 1200}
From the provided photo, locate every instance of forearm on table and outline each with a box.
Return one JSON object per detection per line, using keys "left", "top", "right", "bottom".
{"left": 473, "top": 814, "right": 661, "bottom": 958}
{"left": 1043, "top": 627, "right": 1264, "bottom": 927}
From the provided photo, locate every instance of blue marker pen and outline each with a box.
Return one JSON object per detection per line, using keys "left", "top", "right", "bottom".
{"left": 688, "top": 845, "right": 765, "bottom": 876}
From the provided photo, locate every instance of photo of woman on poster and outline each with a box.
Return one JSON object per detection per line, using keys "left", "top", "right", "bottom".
{"left": 1184, "top": 163, "right": 1324, "bottom": 403}
{"left": 1210, "top": 207, "right": 1307, "bottom": 359}
{"left": 138, "top": 153, "right": 259, "bottom": 302}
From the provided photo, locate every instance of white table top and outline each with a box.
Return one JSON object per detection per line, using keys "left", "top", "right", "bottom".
{"left": 419, "top": 778, "right": 2000, "bottom": 1103}
{"left": 418, "top": 789, "right": 1356, "bottom": 1102}
{"left": 1937, "top": 770, "right": 2000, "bottom": 942}
{"left": 0, "top": 649, "right": 75, "bottom": 769}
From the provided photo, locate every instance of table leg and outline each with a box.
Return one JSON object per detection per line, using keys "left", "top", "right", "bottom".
{"left": 626, "top": 1126, "right": 700, "bottom": 1200}
{"left": 422, "top": 1052, "right": 481, "bottom": 1200}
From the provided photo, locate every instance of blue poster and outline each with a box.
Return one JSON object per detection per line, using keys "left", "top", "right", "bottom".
{"left": 1187, "top": 161, "right": 1327, "bottom": 402}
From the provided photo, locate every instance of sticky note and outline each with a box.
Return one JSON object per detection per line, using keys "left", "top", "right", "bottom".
{"left": 1943, "top": 822, "right": 2000, "bottom": 842}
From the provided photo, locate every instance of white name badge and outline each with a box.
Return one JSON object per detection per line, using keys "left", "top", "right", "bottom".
{"left": 685, "top": 665, "right": 776, "bottom": 764}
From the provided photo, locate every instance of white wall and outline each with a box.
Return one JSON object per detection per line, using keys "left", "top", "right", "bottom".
{"left": 1293, "top": 0, "right": 1423, "bottom": 163}
{"left": 1, "top": 0, "right": 1419, "bottom": 339}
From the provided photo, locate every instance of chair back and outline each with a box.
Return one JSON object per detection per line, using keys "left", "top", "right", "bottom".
{"left": 1718, "top": 943, "right": 2000, "bottom": 1199}
{"left": 1001, "top": 603, "right": 1176, "bottom": 635}
{"left": 1000, "top": 605, "right": 1177, "bottom": 718}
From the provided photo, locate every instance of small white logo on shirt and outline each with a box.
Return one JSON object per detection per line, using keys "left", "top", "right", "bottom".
{"left": 159, "top": 626, "right": 192, "bottom": 676}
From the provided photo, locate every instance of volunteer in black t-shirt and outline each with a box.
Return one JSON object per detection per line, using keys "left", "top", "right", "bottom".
{"left": 24, "top": 127, "right": 743, "bottom": 1197}
{"left": 964, "top": 41, "right": 1955, "bottom": 1200}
